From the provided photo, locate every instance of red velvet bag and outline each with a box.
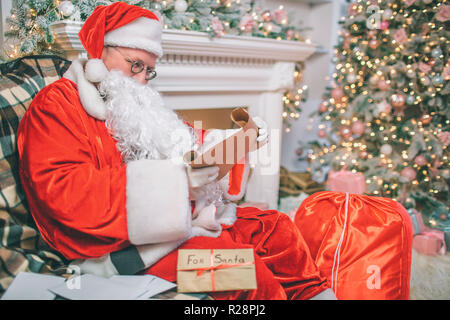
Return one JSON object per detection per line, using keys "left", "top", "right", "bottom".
{"left": 294, "top": 191, "right": 413, "bottom": 300}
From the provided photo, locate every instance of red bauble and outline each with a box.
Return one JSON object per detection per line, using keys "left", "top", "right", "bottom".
{"left": 317, "top": 129, "right": 327, "bottom": 138}
{"left": 391, "top": 94, "right": 406, "bottom": 108}
{"left": 420, "top": 114, "right": 432, "bottom": 125}
{"left": 380, "top": 20, "right": 389, "bottom": 30}
{"left": 339, "top": 126, "right": 352, "bottom": 139}
{"left": 318, "top": 102, "right": 328, "bottom": 113}
{"left": 369, "top": 39, "right": 380, "bottom": 49}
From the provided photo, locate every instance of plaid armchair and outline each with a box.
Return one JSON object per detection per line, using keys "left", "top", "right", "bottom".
{"left": 0, "top": 55, "right": 71, "bottom": 295}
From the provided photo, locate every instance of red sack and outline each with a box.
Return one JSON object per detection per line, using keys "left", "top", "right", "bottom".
{"left": 294, "top": 191, "right": 413, "bottom": 300}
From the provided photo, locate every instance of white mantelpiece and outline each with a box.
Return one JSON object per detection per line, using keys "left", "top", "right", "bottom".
{"left": 50, "top": 21, "right": 317, "bottom": 209}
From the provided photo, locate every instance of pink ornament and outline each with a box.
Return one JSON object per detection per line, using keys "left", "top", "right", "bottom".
{"left": 317, "top": 129, "right": 327, "bottom": 138}
{"left": 414, "top": 155, "right": 427, "bottom": 166}
{"left": 437, "top": 131, "right": 450, "bottom": 146}
{"left": 347, "top": 4, "right": 358, "bottom": 16}
{"left": 421, "top": 23, "right": 431, "bottom": 35}
{"left": 401, "top": 167, "right": 417, "bottom": 182}
{"left": 394, "top": 28, "right": 408, "bottom": 45}
{"left": 211, "top": 17, "right": 224, "bottom": 35}
{"left": 286, "top": 29, "right": 295, "bottom": 40}
{"left": 419, "top": 61, "right": 432, "bottom": 74}
{"left": 261, "top": 10, "right": 273, "bottom": 22}
{"left": 331, "top": 88, "right": 344, "bottom": 101}
{"left": 435, "top": 5, "right": 450, "bottom": 22}
{"left": 239, "top": 14, "right": 257, "bottom": 33}
{"left": 369, "top": 39, "right": 379, "bottom": 49}
{"left": 380, "top": 20, "right": 389, "bottom": 30}
{"left": 377, "top": 79, "right": 389, "bottom": 91}
{"left": 351, "top": 121, "right": 366, "bottom": 136}
{"left": 377, "top": 100, "right": 392, "bottom": 114}
{"left": 273, "top": 8, "right": 288, "bottom": 24}
{"left": 443, "top": 64, "right": 450, "bottom": 81}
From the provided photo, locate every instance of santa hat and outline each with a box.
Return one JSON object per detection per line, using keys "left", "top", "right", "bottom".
{"left": 78, "top": 2, "right": 163, "bottom": 83}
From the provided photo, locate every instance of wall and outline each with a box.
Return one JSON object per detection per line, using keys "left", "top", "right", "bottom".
{"left": 0, "top": 0, "right": 12, "bottom": 46}
{"left": 260, "top": 0, "right": 349, "bottom": 172}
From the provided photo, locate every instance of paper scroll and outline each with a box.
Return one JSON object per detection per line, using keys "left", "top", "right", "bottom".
{"left": 183, "top": 108, "right": 267, "bottom": 180}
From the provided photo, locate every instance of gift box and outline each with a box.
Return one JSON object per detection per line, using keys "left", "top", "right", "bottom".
{"left": 413, "top": 229, "right": 447, "bottom": 256}
{"left": 407, "top": 208, "right": 427, "bottom": 235}
{"left": 177, "top": 249, "right": 257, "bottom": 293}
{"left": 327, "top": 169, "right": 366, "bottom": 194}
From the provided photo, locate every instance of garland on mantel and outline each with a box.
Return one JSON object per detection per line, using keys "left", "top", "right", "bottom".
{"left": 3, "top": 0, "right": 312, "bottom": 126}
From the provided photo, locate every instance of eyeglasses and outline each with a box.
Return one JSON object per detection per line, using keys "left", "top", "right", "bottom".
{"left": 107, "top": 46, "right": 157, "bottom": 81}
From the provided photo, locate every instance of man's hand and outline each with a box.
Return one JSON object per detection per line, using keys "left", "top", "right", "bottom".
{"left": 186, "top": 165, "right": 219, "bottom": 188}
{"left": 253, "top": 116, "right": 268, "bottom": 143}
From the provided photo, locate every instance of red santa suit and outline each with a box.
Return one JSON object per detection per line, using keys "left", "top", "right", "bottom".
{"left": 16, "top": 2, "right": 332, "bottom": 300}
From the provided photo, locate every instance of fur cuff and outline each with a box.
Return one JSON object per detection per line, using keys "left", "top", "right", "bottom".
{"left": 126, "top": 159, "right": 191, "bottom": 245}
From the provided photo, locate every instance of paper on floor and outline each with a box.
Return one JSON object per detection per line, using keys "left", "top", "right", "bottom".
{"left": 1, "top": 272, "right": 65, "bottom": 300}
{"left": 2, "top": 272, "right": 177, "bottom": 300}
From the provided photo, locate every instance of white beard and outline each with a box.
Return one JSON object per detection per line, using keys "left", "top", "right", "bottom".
{"left": 99, "top": 70, "right": 196, "bottom": 162}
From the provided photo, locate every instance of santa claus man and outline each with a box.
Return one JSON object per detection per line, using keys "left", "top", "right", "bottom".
{"left": 17, "top": 2, "right": 336, "bottom": 300}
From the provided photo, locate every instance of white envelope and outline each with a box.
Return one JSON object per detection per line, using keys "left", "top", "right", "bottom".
{"left": 110, "top": 275, "right": 176, "bottom": 299}
{"left": 48, "top": 274, "right": 144, "bottom": 300}
{"left": 1, "top": 272, "right": 65, "bottom": 300}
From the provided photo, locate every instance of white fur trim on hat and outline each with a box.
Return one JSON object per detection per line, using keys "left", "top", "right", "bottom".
{"left": 85, "top": 58, "right": 109, "bottom": 83}
{"left": 104, "top": 17, "right": 163, "bottom": 57}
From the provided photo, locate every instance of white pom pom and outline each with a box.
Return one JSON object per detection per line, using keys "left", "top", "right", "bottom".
{"left": 85, "top": 59, "right": 108, "bottom": 83}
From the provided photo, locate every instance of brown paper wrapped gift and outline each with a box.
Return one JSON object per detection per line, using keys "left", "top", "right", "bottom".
{"left": 176, "top": 249, "right": 257, "bottom": 293}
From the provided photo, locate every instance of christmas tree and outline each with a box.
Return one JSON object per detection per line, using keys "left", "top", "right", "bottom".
{"left": 307, "top": 0, "right": 449, "bottom": 232}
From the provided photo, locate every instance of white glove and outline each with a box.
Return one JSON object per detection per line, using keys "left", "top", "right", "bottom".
{"left": 186, "top": 165, "right": 219, "bottom": 188}
{"left": 253, "top": 116, "right": 268, "bottom": 143}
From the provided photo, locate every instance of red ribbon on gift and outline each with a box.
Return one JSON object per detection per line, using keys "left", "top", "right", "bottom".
{"left": 178, "top": 249, "right": 255, "bottom": 292}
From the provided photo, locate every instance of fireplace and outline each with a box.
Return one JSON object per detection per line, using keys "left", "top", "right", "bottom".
{"left": 50, "top": 22, "right": 316, "bottom": 209}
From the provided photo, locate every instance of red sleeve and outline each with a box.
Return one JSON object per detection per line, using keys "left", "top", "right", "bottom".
{"left": 17, "top": 80, "right": 129, "bottom": 260}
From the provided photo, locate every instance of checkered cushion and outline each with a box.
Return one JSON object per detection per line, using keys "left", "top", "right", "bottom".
{"left": 0, "top": 55, "right": 71, "bottom": 295}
